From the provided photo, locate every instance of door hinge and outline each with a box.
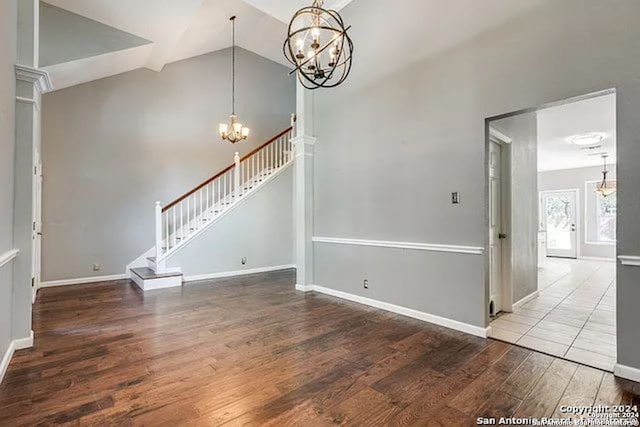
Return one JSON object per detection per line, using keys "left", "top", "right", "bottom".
{"left": 33, "top": 221, "right": 36, "bottom": 231}
{"left": 31, "top": 277, "right": 35, "bottom": 288}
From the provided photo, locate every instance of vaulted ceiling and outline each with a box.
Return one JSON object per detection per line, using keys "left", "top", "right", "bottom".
{"left": 40, "top": 0, "right": 353, "bottom": 90}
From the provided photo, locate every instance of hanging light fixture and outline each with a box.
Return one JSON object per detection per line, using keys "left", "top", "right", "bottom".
{"left": 219, "top": 16, "right": 249, "bottom": 144}
{"left": 595, "top": 154, "right": 617, "bottom": 197}
{"left": 283, "top": 0, "right": 354, "bottom": 90}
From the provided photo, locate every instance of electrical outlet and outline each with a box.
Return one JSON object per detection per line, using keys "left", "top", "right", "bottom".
{"left": 241, "top": 257, "right": 247, "bottom": 265}
{"left": 93, "top": 263, "right": 101, "bottom": 272}
{"left": 363, "top": 279, "right": 369, "bottom": 289}
{"left": 451, "top": 192, "right": 460, "bottom": 204}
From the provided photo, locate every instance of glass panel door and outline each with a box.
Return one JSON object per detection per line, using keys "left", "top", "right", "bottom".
{"left": 541, "top": 191, "right": 578, "bottom": 259}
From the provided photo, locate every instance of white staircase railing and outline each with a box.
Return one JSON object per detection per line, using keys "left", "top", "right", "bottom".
{"left": 154, "top": 127, "right": 294, "bottom": 266}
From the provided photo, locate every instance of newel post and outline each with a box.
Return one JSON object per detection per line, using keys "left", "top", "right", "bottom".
{"left": 234, "top": 152, "right": 241, "bottom": 198}
{"left": 155, "top": 201, "right": 162, "bottom": 262}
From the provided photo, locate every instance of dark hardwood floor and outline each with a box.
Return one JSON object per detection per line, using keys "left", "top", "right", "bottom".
{"left": 1, "top": 270, "right": 638, "bottom": 426}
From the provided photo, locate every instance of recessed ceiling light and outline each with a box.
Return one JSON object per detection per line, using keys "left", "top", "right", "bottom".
{"left": 570, "top": 133, "right": 604, "bottom": 146}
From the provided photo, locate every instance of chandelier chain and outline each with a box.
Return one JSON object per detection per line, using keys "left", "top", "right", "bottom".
{"left": 231, "top": 16, "right": 236, "bottom": 115}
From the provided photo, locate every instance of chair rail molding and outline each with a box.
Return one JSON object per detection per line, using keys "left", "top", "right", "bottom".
{"left": 312, "top": 237, "right": 485, "bottom": 255}
{"left": 618, "top": 255, "right": 640, "bottom": 267}
{"left": 0, "top": 249, "right": 19, "bottom": 269}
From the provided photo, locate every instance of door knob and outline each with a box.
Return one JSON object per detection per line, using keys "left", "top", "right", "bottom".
{"left": 498, "top": 233, "right": 507, "bottom": 239}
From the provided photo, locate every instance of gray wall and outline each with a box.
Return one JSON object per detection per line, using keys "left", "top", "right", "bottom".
{"left": 41, "top": 47, "right": 295, "bottom": 281}
{"left": 0, "top": 0, "right": 17, "bottom": 359}
{"left": 312, "top": 0, "right": 640, "bottom": 368}
{"left": 39, "top": 2, "right": 151, "bottom": 67}
{"left": 167, "top": 166, "right": 293, "bottom": 276}
{"left": 539, "top": 165, "right": 617, "bottom": 260}
{"left": 492, "top": 113, "right": 538, "bottom": 304}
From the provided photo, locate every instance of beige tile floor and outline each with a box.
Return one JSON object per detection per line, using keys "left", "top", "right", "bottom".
{"left": 490, "top": 258, "right": 616, "bottom": 371}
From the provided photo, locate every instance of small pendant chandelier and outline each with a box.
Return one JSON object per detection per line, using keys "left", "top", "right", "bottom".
{"left": 219, "top": 16, "right": 249, "bottom": 144}
{"left": 595, "top": 155, "right": 617, "bottom": 197}
{"left": 283, "top": 0, "right": 354, "bottom": 90}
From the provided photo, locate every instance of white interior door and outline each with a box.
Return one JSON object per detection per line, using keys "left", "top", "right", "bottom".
{"left": 489, "top": 141, "right": 503, "bottom": 315}
{"left": 541, "top": 190, "right": 577, "bottom": 259}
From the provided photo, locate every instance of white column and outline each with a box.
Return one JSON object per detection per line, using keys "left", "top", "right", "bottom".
{"left": 13, "top": 0, "right": 50, "bottom": 345}
{"left": 292, "top": 80, "right": 316, "bottom": 292}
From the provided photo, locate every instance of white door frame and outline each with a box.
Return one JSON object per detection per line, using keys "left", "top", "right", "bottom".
{"left": 488, "top": 127, "right": 513, "bottom": 315}
{"left": 539, "top": 189, "right": 580, "bottom": 259}
{"left": 32, "top": 148, "right": 43, "bottom": 303}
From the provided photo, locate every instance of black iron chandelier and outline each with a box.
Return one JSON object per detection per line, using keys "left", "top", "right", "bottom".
{"left": 283, "top": 0, "right": 354, "bottom": 90}
{"left": 219, "top": 16, "right": 249, "bottom": 144}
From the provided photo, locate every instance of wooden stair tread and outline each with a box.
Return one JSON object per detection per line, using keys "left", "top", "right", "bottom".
{"left": 130, "top": 267, "right": 182, "bottom": 280}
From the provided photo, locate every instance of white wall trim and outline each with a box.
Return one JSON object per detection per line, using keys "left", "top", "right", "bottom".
{"left": 618, "top": 255, "right": 640, "bottom": 267}
{"left": 184, "top": 264, "right": 296, "bottom": 283}
{"left": 0, "top": 249, "right": 19, "bottom": 269}
{"left": 40, "top": 274, "right": 127, "bottom": 288}
{"left": 0, "top": 341, "right": 15, "bottom": 385}
{"left": 300, "top": 284, "right": 489, "bottom": 338}
{"left": 15, "top": 64, "right": 53, "bottom": 93}
{"left": 579, "top": 256, "right": 616, "bottom": 263}
{"left": 614, "top": 363, "right": 640, "bottom": 382}
{"left": 14, "top": 331, "right": 34, "bottom": 350}
{"left": 489, "top": 126, "right": 513, "bottom": 144}
{"left": 1, "top": 331, "right": 34, "bottom": 385}
{"left": 295, "top": 284, "right": 313, "bottom": 292}
{"left": 512, "top": 290, "right": 539, "bottom": 309}
{"left": 312, "top": 237, "right": 485, "bottom": 255}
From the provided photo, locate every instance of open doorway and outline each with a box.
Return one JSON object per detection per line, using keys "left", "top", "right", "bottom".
{"left": 486, "top": 90, "right": 618, "bottom": 372}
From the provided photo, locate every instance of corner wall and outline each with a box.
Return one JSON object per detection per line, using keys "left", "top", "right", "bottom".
{"left": 492, "top": 112, "right": 538, "bottom": 304}
{"left": 312, "top": 0, "right": 640, "bottom": 371}
{"left": 0, "top": 0, "right": 18, "bottom": 362}
{"left": 41, "top": 48, "right": 295, "bottom": 282}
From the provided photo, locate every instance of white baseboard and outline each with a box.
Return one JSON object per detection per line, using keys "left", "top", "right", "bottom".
{"left": 614, "top": 363, "right": 640, "bottom": 382}
{"left": 303, "top": 284, "right": 489, "bottom": 338}
{"left": 40, "top": 274, "right": 127, "bottom": 288}
{"left": 513, "top": 291, "right": 540, "bottom": 309}
{"left": 184, "top": 264, "right": 296, "bottom": 283}
{"left": 0, "top": 341, "right": 15, "bottom": 385}
{"left": 14, "top": 331, "right": 34, "bottom": 350}
{"left": 1, "top": 331, "right": 34, "bottom": 385}
{"left": 295, "top": 284, "right": 313, "bottom": 292}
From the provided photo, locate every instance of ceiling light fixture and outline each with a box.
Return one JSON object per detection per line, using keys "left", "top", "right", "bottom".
{"left": 571, "top": 133, "right": 603, "bottom": 147}
{"left": 595, "top": 154, "right": 617, "bottom": 197}
{"left": 219, "top": 16, "right": 249, "bottom": 144}
{"left": 283, "top": 0, "right": 354, "bottom": 90}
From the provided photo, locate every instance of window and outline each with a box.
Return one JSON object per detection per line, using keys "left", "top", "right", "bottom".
{"left": 596, "top": 192, "right": 617, "bottom": 242}
{"left": 585, "top": 180, "right": 617, "bottom": 244}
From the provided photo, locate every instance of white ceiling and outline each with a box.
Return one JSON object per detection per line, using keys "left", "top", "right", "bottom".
{"left": 242, "top": 0, "right": 353, "bottom": 24}
{"left": 537, "top": 93, "right": 616, "bottom": 172}
{"left": 42, "top": 0, "right": 354, "bottom": 76}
